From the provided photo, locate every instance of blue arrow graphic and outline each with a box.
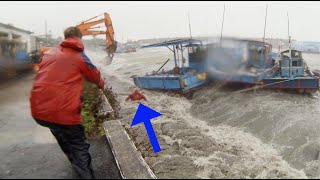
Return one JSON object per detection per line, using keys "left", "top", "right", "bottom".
{"left": 131, "top": 103, "right": 162, "bottom": 153}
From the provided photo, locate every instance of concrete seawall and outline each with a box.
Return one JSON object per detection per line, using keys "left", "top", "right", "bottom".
{"left": 99, "top": 86, "right": 156, "bottom": 179}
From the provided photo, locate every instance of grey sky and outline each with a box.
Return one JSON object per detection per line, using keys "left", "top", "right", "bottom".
{"left": 1, "top": 1, "right": 320, "bottom": 42}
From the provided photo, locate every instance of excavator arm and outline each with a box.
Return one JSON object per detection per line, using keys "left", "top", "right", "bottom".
{"left": 76, "top": 12, "right": 117, "bottom": 58}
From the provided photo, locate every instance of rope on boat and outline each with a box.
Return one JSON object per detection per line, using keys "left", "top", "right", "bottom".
{"left": 232, "top": 78, "right": 297, "bottom": 94}
{"left": 209, "top": 78, "right": 232, "bottom": 92}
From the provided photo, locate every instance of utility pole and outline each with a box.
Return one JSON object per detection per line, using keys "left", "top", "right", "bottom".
{"left": 45, "top": 20, "right": 48, "bottom": 46}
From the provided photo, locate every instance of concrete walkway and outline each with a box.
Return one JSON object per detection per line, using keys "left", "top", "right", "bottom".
{"left": 0, "top": 73, "right": 121, "bottom": 179}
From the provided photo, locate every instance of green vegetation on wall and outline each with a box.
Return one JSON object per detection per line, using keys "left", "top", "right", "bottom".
{"left": 81, "top": 80, "right": 106, "bottom": 137}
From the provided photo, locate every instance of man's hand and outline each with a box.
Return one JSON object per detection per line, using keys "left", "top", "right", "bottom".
{"left": 98, "top": 80, "right": 105, "bottom": 89}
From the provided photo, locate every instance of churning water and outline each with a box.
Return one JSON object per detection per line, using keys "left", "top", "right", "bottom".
{"left": 87, "top": 47, "right": 319, "bottom": 179}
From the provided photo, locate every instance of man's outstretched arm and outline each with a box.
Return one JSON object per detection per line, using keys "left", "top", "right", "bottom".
{"left": 79, "top": 52, "right": 105, "bottom": 89}
{"left": 141, "top": 94, "right": 148, "bottom": 101}
{"left": 125, "top": 94, "right": 132, "bottom": 102}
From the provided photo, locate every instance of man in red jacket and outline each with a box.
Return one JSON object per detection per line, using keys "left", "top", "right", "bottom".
{"left": 30, "top": 27, "right": 104, "bottom": 179}
{"left": 125, "top": 87, "right": 148, "bottom": 102}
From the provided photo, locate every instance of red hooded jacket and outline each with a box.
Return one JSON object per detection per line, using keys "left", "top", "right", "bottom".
{"left": 30, "top": 36, "right": 104, "bottom": 125}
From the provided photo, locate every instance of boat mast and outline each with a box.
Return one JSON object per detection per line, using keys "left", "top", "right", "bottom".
{"left": 188, "top": 12, "right": 192, "bottom": 40}
{"left": 263, "top": 5, "right": 268, "bottom": 44}
{"left": 220, "top": 4, "right": 226, "bottom": 46}
{"left": 260, "top": 4, "right": 268, "bottom": 68}
{"left": 287, "top": 12, "right": 292, "bottom": 78}
{"left": 184, "top": 12, "right": 193, "bottom": 72}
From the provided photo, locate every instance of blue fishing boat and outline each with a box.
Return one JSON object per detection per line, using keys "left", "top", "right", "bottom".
{"left": 260, "top": 12, "right": 319, "bottom": 93}
{"left": 262, "top": 49, "right": 319, "bottom": 92}
{"left": 205, "top": 38, "right": 275, "bottom": 84}
{"left": 132, "top": 39, "right": 208, "bottom": 94}
{"left": 204, "top": 38, "right": 319, "bottom": 92}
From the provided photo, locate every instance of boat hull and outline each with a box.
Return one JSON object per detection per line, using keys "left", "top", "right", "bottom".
{"left": 133, "top": 72, "right": 207, "bottom": 94}
{"left": 262, "top": 77, "right": 319, "bottom": 89}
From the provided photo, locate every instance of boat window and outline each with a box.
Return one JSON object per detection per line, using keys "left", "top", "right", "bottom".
{"left": 247, "top": 45, "right": 262, "bottom": 67}
{"left": 189, "top": 45, "right": 206, "bottom": 62}
{"left": 292, "top": 69, "right": 298, "bottom": 75}
{"left": 188, "top": 47, "right": 194, "bottom": 53}
{"left": 292, "top": 61, "right": 298, "bottom": 67}
{"left": 292, "top": 51, "right": 300, "bottom": 58}
{"left": 292, "top": 60, "right": 302, "bottom": 67}
{"left": 282, "top": 51, "right": 290, "bottom": 60}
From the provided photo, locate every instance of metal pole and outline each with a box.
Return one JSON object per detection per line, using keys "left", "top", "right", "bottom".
{"left": 156, "top": 58, "right": 171, "bottom": 73}
{"left": 287, "top": 12, "right": 292, "bottom": 78}
{"left": 173, "top": 45, "right": 177, "bottom": 67}
{"left": 181, "top": 44, "right": 184, "bottom": 73}
{"left": 261, "top": 5, "right": 268, "bottom": 68}
{"left": 176, "top": 45, "right": 180, "bottom": 67}
{"left": 188, "top": 12, "right": 192, "bottom": 39}
{"left": 45, "top": 20, "right": 48, "bottom": 46}
{"left": 220, "top": 4, "right": 226, "bottom": 46}
{"left": 263, "top": 5, "right": 268, "bottom": 44}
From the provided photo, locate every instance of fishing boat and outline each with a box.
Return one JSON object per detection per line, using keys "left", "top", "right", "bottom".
{"left": 205, "top": 38, "right": 276, "bottom": 84}
{"left": 262, "top": 49, "right": 319, "bottom": 92}
{"left": 132, "top": 38, "right": 208, "bottom": 94}
{"left": 260, "top": 11, "right": 320, "bottom": 93}
{"left": 204, "top": 38, "right": 319, "bottom": 92}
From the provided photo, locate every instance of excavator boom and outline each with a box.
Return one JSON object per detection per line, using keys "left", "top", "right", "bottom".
{"left": 76, "top": 12, "right": 117, "bottom": 58}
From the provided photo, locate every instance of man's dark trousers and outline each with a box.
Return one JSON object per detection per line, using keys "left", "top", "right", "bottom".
{"left": 34, "top": 119, "right": 95, "bottom": 179}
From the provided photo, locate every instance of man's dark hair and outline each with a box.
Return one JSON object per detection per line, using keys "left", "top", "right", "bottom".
{"left": 64, "top": 27, "right": 82, "bottom": 39}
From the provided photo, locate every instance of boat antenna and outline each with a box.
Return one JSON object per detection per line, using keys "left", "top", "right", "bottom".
{"left": 220, "top": 4, "right": 226, "bottom": 46}
{"left": 259, "top": 4, "right": 268, "bottom": 68}
{"left": 263, "top": 4, "right": 268, "bottom": 44}
{"left": 188, "top": 12, "right": 192, "bottom": 39}
{"left": 287, "top": 12, "right": 292, "bottom": 78}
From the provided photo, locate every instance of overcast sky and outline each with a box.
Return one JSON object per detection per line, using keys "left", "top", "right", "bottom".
{"left": 1, "top": 1, "right": 320, "bottom": 42}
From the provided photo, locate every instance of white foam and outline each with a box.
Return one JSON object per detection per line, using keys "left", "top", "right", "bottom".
{"left": 86, "top": 49, "right": 312, "bottom": 179}
{"left": 149, "top": 95, "right": 308, "bottom": 178}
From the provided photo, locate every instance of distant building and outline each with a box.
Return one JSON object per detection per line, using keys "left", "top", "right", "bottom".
{"left": 0, "top": 22, "right": 33, "bottom": 53}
